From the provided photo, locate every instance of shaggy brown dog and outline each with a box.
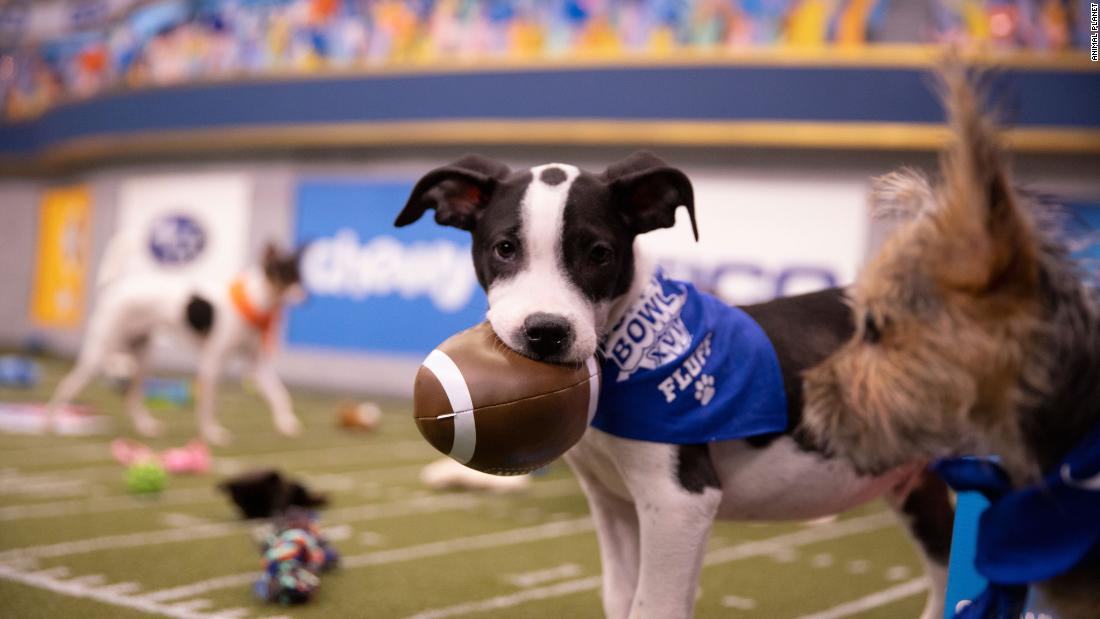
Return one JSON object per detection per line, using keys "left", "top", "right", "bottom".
{"left": 802, "top": 68, "right": 1100, "bottom": 618}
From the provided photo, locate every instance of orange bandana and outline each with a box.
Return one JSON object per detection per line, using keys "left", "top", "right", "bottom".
{"left": 229, "top": 278, "right": 279, "bottom": 348}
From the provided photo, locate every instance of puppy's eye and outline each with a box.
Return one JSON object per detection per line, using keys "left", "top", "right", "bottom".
{"left": 863, "top": 314, "right": 883, "bottom": 344}
{"left": 589, "top": 244, "right": 613, "bottom": 266}
{"left": 493, "top": 240, "right": 517, "bottom": 261}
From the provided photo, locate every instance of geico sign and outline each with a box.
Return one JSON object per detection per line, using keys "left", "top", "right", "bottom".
{"left": 660, "top": 260, "right": 840, "bottom": 305}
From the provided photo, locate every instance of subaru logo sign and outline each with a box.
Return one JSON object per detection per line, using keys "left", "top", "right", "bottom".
{"left": 148, "top": 214, "right": 206, "bottom": 265}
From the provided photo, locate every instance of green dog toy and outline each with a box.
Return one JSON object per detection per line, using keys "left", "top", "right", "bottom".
{"left": 126, "top": 460, "right": 167, "bottom": 494}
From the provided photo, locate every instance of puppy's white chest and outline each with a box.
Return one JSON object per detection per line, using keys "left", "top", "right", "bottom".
{"left": 565, "top": 428, "right": 682, "bottom": 503}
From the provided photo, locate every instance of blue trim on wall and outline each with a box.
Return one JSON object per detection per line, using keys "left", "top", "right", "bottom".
{"left": 2, "top": 66, "right": 1097, "bottom": 157}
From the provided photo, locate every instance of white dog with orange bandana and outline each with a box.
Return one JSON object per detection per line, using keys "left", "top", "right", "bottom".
{"left": 48, "top": 240, "right": 305, "bottom": 445}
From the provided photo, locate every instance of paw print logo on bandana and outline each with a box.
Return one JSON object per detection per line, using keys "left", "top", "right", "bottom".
{"left": 694, "top": 374, "right": 715, "bottom": 406}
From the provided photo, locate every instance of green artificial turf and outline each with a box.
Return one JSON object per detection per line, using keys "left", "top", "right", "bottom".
{"left": 0, "top": 357, "right": 929, "bottom": 618}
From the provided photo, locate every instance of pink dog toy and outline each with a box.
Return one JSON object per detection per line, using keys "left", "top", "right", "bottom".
{"left": 111, "top": 438, "right": 211, "bottom": 474}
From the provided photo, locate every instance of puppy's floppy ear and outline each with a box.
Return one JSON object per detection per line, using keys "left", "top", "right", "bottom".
{"left": 603, "top": 151, "right": 697, "bottom": 241}
{"left": 395, "top": 155, "right": 511, "bottom": 231}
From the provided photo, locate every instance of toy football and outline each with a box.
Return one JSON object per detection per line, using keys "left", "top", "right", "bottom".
{"left": 412, "top": 322, "right": 600, "bottom": 476}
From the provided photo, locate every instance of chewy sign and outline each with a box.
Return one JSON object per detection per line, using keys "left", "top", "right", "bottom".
{"left": 286, "top": 180, "right": 486, "bottom": 356}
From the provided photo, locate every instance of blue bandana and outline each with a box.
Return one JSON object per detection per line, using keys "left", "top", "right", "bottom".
{"left": 934, "top": 423, "right": 1100, "bottom": 619}
{"left": 591, "top": 270, "right": 788, "bottom": 444}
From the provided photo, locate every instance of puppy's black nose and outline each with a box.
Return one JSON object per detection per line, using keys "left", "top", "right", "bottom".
{"left": 522, "top": 313, "right": 574, "bottom": 359}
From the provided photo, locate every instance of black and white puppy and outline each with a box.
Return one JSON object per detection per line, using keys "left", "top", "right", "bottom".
{"left": 396, "top": 153, "right": 954, "bottom": 619}
{"left": 48, "top": 241, "right": 305, "bottom": 445}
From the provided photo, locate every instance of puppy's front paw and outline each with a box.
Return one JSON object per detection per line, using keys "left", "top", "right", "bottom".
{"left": 276, "top": 415, "right": 302, "bottom": 437}
{"left": 201, "top": 424, "right": 232, "bottom": 446}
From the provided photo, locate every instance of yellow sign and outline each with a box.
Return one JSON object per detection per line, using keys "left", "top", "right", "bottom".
{"left": 30, "top": 186, "right": 92, "bottom": 328}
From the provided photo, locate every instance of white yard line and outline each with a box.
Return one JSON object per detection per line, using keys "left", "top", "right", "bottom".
{"left": 0, "top": 520, "right": 247, "bottom": 562}
{"left": 0, "top": 463, "right": 429, "bottom": 522}
{"left": 0, "top": 479, "right": 580, "bottom": 562}
{"left": 0, "top": 486, "right": 217, "bottom": 522}
{"left": 28, "top": 566, "right": 70, "bottom": 578}
{"left": 192, "top": 439, "right": 434, "bottom": 471}
{"left": 4, "top": 437, "right": 428, "bottom": 481}
{"left": 0, "top": 470, "right": 103, "bottom": 498}
{"left": 140, "top": 574, "right": 260, "bottom": 603}
{"left": 169, "top": 599, "right": 212, "bottom": 611}
{"left": 406, "top": 576, "right": 604, "bottom": 619}
{"left": 702, "top": 512, "right": 895, "bottom": 565}
{"left": 161, "top": 513, "right": 216, "bottom": 528}
{"left": 0, "top": 563, "right": 227, "bottom": 619}
{"left": 402, "top": 512, "right": 898, "bottom": 619}
{"left": 343, "top": 517, "right": 594, "bottom": 568}
{"left": 100, "top": 581, "right": 142, "bottom": 595}
{"left": 0, "top": 443, "right": 435, "bottom": 499}
{"left": 7, "top": 462, "right": 135, "bottom": 485}
{"left": 2, "top": 506, "right": 901, "bottom": 619}
{"left": 8, "top": 439, "right": 433, "bottom": 482}
{"left": 503, "top": 563, "right": 583, "bottom": 588}
{"left": 1, "top": 556, "right": 38, "bottom": 570}
{"left": 721, "top": 595, "right": 757, "bottom": 610}
{"left": 0, "top": 442, "right": 115, "bottom": 466}
{"left": 206, "top": 607, "right": 249, "bottom": 619}
{"left": 794, "top": 577, "right": 930, "bottom": 619}
{"left": 141, "top": 517, "right": 596, "bottom": 602}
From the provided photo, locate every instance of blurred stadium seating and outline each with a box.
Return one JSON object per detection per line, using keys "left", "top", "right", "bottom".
{"left": 0, "top": 0, "right": 1093, "bottom": 122}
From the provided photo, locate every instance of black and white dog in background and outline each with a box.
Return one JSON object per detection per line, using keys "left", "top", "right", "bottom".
{"left": 48, "top": 238, "right": 305, "bottom": 445}
{"left": 396, "top": 152, "right": 954, "bottom": 619}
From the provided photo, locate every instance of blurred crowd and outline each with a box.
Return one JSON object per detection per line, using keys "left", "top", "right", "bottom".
{"left": 0, "top": 0, "right": 1089, "bottom": 122}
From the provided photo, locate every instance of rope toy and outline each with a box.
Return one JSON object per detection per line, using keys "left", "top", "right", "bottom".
{"left": 253, "top": 507, "right": 340, "bottom": 605}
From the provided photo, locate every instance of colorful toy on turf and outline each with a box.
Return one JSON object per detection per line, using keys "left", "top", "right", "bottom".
{"left": 143, "top": 378, "right": 193, "bottom": 409}
{"left": 412, "top": 322, "right": 599, "bottom": 476}
{"left": 126, "top": 459, "right": 167, "bottom": 494}
{"left": 0, "top": 355, "right": 39, "bottom": 388}
{"left": 253, "top": 507, "right": 339, "bottom": 605}
{"left": 803, "top": 67, "right": 1100, "bottom": 618}
{"left": 337, "top": 401, "right": 382, "bottom": 431}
